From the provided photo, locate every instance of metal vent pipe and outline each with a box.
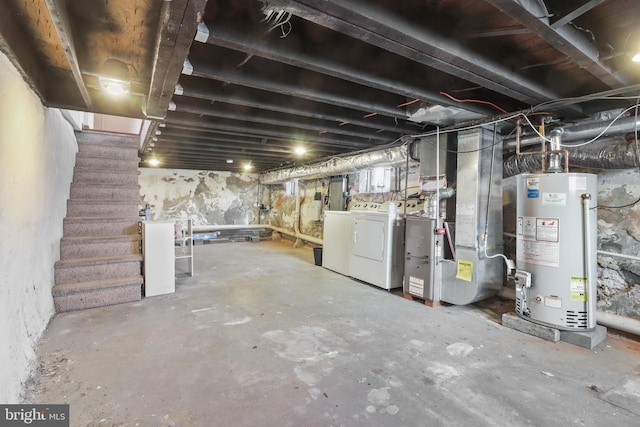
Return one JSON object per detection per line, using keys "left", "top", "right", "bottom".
{"left": 504, "top": 115, "right": 640, "bottom": 149}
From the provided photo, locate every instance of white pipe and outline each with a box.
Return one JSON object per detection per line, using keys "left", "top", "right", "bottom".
{"left": 497, "top": 286, "right": 640, "bottom": 338}
{"left": 596, "top": 311, "right": 640, "bottom": 336}
{"left": 435, "top": 126, "right": 440, "bottom": 219}
{"left": 270, "top": 224, "right": 323, "bottom": 245}
{"left": 294, "top": 179, "right": 301, "bottom": 235}
{"left": 193, "top": 223, "right": 322, "bottom": 245}
{"left": 598, "top": 250, "right": 640, "bottom": 262}
{"left": 581, "top": 194, "right": 596, "bottom": 328}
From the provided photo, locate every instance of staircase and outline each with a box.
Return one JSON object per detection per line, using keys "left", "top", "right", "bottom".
{"left": 52, "top": 131, "right": 143, "bottom": 312}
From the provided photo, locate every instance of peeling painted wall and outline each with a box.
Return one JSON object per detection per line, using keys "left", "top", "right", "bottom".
{"left": 261, "top": 163, "right": 420, "bottom": 240}
{"left": 139, "top": 168, "right": 259, "bottom": 226}
{"left": 504, "top": 170, "right": 640, "bottom": 320}
{"left": 0, "top": 53, "right": 77, "bottom": 402}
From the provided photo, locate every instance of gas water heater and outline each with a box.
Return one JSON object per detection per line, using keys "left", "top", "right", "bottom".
{"left": 515, "top": 173, "right": 597, "bottom": 330}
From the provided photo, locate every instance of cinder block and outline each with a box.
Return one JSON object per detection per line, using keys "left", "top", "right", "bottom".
{"left": 501, "top": 312, "right": 561, "bottom": 342}
{"left": 560, "top": 325, "right": 607, "bottom": 349}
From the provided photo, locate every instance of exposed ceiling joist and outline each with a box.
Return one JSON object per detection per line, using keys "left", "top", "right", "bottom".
{"left": 551, "top": 0, "right": 606, "bottom": 29}
{"left": 145, "top": 0, "right": 208, "bottom": 118}
{"left": 189, "top": 63, "right": 412, "bottom": 120}
{"left": 176, "top": 81, "right": 419, "bottom": 134}
{"left": 264, "top": 0, "right": 582, "bottom": 116}
{"left": 201, "top": 26, "right": 493, "bottom": 117}
{"left": 165, "top": 115, "right": 377, "bottom": 149}
{"left": 484, "top": 0, "right": 626, "bottom": 88}
{"left": 43, "top": 0, "right": 92, "bottom": 109}
{"left": 174, "top": 103, "right": 395, "bottom": 141}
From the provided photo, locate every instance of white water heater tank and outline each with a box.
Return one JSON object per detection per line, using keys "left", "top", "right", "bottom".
{"left": 515, "top": 173, "right": 597, "bottom": 330}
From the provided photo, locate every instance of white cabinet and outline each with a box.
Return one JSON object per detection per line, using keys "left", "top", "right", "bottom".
{"left": 142, "top": 221, "right": 175, "bottom": 297}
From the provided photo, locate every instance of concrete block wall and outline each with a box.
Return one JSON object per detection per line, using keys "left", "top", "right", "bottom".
{"left": 0, "top": 53, "right": 77, "bottom": 402}
{"left": 138, "top": 168, "right": 259, "bottom": 225}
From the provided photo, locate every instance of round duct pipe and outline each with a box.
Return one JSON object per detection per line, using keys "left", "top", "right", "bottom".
{"left": 504, "top": 115, "right": 640, "bottom": 149}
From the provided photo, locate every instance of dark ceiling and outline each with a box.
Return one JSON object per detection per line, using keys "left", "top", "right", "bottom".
{"left": 1, "top": 0, "right": 640, "bottom": 172}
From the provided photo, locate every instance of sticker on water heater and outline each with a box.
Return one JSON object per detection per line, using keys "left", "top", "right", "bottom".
{"left": 526, "top": 177, "right": 540, "bottom": 198}
{"left": 536, "top": 218, "right": 559, "bottom": 242}
{"left": 542, "top": 192, "right": 567, "bottom": 206}
{"left": 570, "top": 277, "right": 588, "bottom": 301}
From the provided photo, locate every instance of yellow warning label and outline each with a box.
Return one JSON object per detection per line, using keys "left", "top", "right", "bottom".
{"left": 570, "top": 276, "right": 587, "bottom": 301}
{"left": 456, "top": 260, "right": 473, "bottom": 282}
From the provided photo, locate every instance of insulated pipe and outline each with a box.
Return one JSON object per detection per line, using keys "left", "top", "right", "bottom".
{"left": 503, "top": 137, "right": 639, "bottom": 177}
{"left": 260, "top": 144, "right": 408, "bottom": 184}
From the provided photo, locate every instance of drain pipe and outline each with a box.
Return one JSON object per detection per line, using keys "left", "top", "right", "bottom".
{"left": 293, "top": 178, "right": 305, "bottom": 248}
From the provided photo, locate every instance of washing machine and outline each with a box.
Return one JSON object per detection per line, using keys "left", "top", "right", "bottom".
{"left": 348, "top": 201, "right": 405, "bottom": 290}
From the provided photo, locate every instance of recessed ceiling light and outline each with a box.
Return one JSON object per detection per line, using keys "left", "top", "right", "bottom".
{"left": 148, "top": 158, "right": 160, "bottom": 167}
{"left": 98, "top": 59, "right": 131, "bottom": 96}
{"left": 226, "top": 159, "right": 234, "bottom": 164}
{"left": 294, "top": 146, "right": 306, "bottom": 155}
{"left": 243, "top": 163, "right": 253, "bottom": 171}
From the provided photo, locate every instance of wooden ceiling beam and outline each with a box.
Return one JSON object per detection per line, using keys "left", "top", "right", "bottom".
{"left": 145, "top": 0, "right": 208, "bottom": 119}
{"left": 43, "top": 0, "right": 92, "bottom": 109}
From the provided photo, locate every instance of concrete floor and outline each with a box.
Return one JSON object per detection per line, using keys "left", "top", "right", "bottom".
{"left": 28, "top": 240, "right": 640, "bottom": 426}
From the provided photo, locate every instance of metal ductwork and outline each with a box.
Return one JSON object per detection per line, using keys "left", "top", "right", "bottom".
{"left": 260, "top": 143, "right": 409, "bottom": 184}
{"left": 503, "top": 137, "right": 639, "bottom": 177}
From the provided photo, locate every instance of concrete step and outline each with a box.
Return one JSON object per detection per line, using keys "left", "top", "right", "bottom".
{"left": 76, "top": 130, "right": 140, "bottom": 148}
{"left": 52, "top": 276, "right": 142, "bottom": 313}
{"left": 73, "top": 170, "right": 139, "bottom": 186}
{"left": 55, "top": 254, "right": 142, "bottom": 285}
{"left": 74, "top": 154, "right": 140, "bottom": 171}
{"left": 77, "top": 143, "right": 139, "bottom": 160}
{"left": 63, "top": 217, "right": 140, "bottom": 237}
{"left": 60, "top": 235, "right": 141, "bottom": 259}
{"left": 67, "top": 200, "right": 139, "bottom": 218}
{"left": 69, "top": 183, "right": 140, "bottom": 201}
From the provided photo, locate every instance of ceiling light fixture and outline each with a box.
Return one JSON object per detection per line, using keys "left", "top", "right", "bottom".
{"left": 226, "top": 159, "right": 234, "bottom": 164}
{"left": 243, "top": 163, "right": 253, "bottom": 171}
{"left": 294, "top": 146, "right": 307, "bottom": 155}
{"left": 99, "top": 59, "right": 131, "bottom": 96}
{"left": 148, "top": 158, "right": 160, "bottom": 167}
{"left": 632, "top": 51, "right": 640, "bottom": 63}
